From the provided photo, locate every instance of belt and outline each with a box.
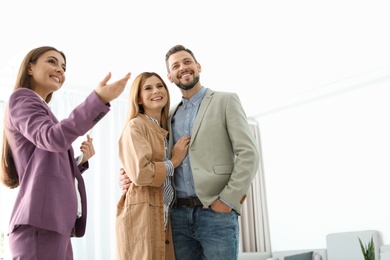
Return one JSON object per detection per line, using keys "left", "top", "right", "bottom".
{"left": 175, "top": 198, "right": 203, "bottom": 207}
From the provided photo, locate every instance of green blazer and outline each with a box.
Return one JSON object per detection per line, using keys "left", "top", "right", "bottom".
{"left": 168, "top": 88, "right": 259, "bottom": 214}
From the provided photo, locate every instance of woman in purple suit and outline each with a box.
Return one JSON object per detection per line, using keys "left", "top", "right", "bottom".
{"left": 0, "top": 46, "right": 130, "bottom": 260}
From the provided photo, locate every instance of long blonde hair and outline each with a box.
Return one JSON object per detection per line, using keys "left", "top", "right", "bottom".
{"left": 124, "top": 72, "right": 170, "bottom": 130}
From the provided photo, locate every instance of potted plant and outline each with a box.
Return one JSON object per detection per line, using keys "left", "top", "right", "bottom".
{"left": 359, "top": 236, "right": 375, "bottom": 260}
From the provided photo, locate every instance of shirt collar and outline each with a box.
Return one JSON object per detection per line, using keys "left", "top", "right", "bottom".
{"left": 181, "top": 86, "right": 207, "bottom": 107}
{"left": 144, "top": 114, "right": 159, "bottom": 125}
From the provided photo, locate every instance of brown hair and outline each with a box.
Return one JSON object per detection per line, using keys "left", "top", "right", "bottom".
{"left": 1, "top": 46, "right": 66, "bottom": 188}
{"left": 165, "top": 44, "right": 198, "bottom": 72}
{"left": 124, "top": 72, "right": 170, "bottom": 130}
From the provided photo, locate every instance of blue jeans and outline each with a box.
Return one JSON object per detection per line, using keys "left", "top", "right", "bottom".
{"left": 170, "top": 205, "right": 239, "bottom": 260}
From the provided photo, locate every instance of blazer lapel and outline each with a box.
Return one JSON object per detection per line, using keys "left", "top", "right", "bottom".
{"left": 191, "top": 89, "right": 214, "bottom": 141}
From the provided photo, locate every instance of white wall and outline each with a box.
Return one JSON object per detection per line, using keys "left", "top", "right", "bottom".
{"left": 2, "top": 0, "right": 390, "bottom": 255}
{"left": 253, "top": 67, "right": 390, "bottom": 251}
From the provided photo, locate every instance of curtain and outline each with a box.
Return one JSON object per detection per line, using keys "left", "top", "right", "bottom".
{"left": 50, "top": 90, "right": 127, "bottom": 260}
{"left": 239, "top": 119, "right": 271, "bottom": 253}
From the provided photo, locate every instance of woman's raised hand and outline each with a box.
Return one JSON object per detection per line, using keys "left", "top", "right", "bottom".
{"left": 95, "top": 72, "right": 131, "bottom": 103}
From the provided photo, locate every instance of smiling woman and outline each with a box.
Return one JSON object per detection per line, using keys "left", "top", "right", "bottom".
{"left": 0, "top": 46, "right": 130, "bottom": 260}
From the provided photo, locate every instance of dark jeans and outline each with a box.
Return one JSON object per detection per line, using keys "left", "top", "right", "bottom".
{"left": 171, "top": 205, "right": 239, "bottom": 260}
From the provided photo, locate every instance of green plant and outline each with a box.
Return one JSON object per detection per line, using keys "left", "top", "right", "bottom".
{"left": 359, "top": 236, "right": 375, "bottom": 260}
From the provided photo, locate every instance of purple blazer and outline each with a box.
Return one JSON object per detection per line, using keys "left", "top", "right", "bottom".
{"left": 4, "top": 88, "right": 110, "bottom": 237}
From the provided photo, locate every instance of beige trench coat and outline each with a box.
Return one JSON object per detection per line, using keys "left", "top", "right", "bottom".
{"left": 116, "top": 114, "right": 175, "bottom": 260}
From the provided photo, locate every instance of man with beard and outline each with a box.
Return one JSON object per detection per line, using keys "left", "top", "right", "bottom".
{"left": 120, "top": 44, "right": 259, "bottom": 260}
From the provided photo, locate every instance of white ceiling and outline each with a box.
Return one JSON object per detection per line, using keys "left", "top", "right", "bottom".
{"left": 1, "top": 0, "right": 390, "bottom": 117}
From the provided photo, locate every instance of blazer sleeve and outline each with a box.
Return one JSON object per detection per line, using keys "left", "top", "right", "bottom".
{"left": 78, "top": 161, "right": 89, "bottom": 174}
{"left": 118, "top": 120, "right": 166, "bottom": 187}
{"left": 218, "top": 93, "right": 260, "bottom": 210}
{"left": 8, "top": 88, "right": 110, "bottom": 152}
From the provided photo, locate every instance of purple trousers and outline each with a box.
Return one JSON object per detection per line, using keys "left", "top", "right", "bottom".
{"left": 8, "top": 225, "right": 73, "bottom": 260}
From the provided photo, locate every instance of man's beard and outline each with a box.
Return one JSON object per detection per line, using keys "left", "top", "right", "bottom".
{"left": 175, "top": 75, "right": 200, "bottom": 90}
